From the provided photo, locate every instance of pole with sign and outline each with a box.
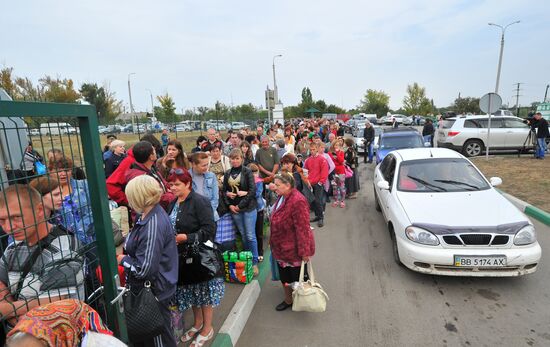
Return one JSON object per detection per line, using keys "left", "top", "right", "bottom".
{"left": 479, "top": 92, "right": 502, "bottom": 160}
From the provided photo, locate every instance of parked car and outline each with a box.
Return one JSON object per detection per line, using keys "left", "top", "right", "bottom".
{"left": 40, "top": 122, "right": 77, "bottom": 135}
{"left": 175, "top": 122, "right": 192, "bottom": 132}
{"left": 28, "top": 128, "right": 40, "bottom": 136}
{"left": 373, "top": 147, "right": 541, "bottom": 277}
{"left": 436, "top": 115, "right": 534, "bottom": 157}
{"left": 231, "top": 122, "right": 247, "bottom": 130}
{"left": 354, "top": 125, "right": 382, "bottom": 154}
{"left": 375, "top": 128, "right": 427, "bottom": 163}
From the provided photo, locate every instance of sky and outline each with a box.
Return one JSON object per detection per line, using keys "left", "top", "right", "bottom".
{"left": 2, "top": 0, "right": 549, "bottom": 113}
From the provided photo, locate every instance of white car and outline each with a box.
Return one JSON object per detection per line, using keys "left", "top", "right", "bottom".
{"left": 354, "top": 125, "right": 381, "bottom": 154}
{"left": 373, "top": 148, "right": 541, "bottom": 277}
{"left": 231, "top": 122, "right": 247, "bottom": 130}
{"left": 175, "top": 123, "right": 192, "bottom": 132}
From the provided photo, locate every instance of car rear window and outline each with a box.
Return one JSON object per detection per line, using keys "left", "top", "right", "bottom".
{"left": 441, "top": 120, "right": 455, "bottom": 129}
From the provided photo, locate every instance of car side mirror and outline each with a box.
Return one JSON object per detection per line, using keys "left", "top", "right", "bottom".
{"left": 424, "top": 142, "right": 431, "bottom": 147}
{"left": 489, "top": 177, "right": 502, "bottom": 187}
{"left": 377, "top": 180, "right": 390, "bottom": 190}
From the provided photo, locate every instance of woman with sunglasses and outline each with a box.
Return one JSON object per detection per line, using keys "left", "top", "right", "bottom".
{"left": 269, "top": 172, "right": 315, "bottom": 311}
{"left": 157, "top": 139, "right": 190, "bottom": 179}
{"left": 166, "top": 168, "right": 223, "bottom": 347}
{"left": 222, "top": 149, "right": 259, "bottom": 276}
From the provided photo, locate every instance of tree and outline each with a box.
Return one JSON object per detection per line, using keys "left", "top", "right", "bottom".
{"left": 0, "top": 68, "right": 17, "bottom": 98}
{"left": 40, "top": 76, "right": 80, "bottom": 103}
{"left": 80, "top": 83, "right": 122, "bottom": 123}
{"left": 325, "top": 104, "right": 346, "bottom": 114}
{"left": 358, "top": 89, "right": 390, "bottom": 116}
{"left": 402, "top": 83, "right": 433, "bottom": 115}
{"left": 301, "top": 87, "right": 313, "bottom": 106}
{"left": 156, "top": 93, "right": 177, "bottom": 123}
{"left": 452, "top": 96, "right": 481, "bottom": 114}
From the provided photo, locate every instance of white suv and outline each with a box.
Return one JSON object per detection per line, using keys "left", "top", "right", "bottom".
{"left": 437, "top": 115, "right": 533, "bottom": 157}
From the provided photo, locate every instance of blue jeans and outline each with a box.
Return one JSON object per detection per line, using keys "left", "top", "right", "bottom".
{"left": 536, "top": 138, "right": 547, "bottom": 158}
{"left": 364, "top": 142, "right": 374, "bottom": 162}
{"left": 232, "top": 210, "right": 259, "bottom": 264}
{"left": 423, "top": 135, "right": 432, "bottom": 145}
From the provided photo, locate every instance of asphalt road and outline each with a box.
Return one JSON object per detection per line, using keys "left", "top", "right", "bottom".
{"left": 238, "top": 163, "right": 550, "bottom": 347}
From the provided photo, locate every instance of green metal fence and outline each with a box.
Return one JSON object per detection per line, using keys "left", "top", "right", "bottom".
{"left": 0, "top": 99, "right": 127, "bottom": 341}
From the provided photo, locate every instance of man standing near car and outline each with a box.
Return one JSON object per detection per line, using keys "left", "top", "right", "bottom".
{"left": 363, "top": 122, "right": 375, "bottom": 163}
{"left": 531, "top": 112, "right": 549, "bottom": 159}
{"left": 422, "top": 119, "right": 435, "bottom": 147}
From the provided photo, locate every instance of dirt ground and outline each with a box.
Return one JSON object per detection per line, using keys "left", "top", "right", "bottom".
{"left": 472, "top": 156, "right": 550, "bottom": 212}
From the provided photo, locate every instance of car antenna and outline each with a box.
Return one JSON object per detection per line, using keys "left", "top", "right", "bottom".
{"left": 430, "top": 149, "right": 433, "bottom": 157}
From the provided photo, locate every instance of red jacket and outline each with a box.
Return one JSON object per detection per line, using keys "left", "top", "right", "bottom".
{"left": 303, "top": 154, "right": 328, "bottom": 185}
{"left": 124, "top": 162, "right": 175, "bottom": 210}
{"left": 106, "top": 149, "right": 136, "bottom": 206}
{"left": 269, "top": 189, "right": 315, "bottom": 263}
{"left": 330, "top": 150, "right": 345, "bottom": 175}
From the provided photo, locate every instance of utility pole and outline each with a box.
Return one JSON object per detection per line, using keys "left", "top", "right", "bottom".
{"left": 513, "top": 82, "right": 522, "bottom": 116}
{"left": 544, "top": 84, "right": 549, "bottom": 102}
{"left": 127, "top": 73, "right": 136, "bottom": 132}
{"left": 488, "top": 21, "right": 520, "bottom": 94}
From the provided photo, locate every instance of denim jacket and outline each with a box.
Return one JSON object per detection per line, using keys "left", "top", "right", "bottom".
{"left": 55, "top": 178, "right": 95, "bottom": 245}
{"left": 190, "top": 169, "right": 219, "bottom": 222}
{"left": 255, "top": 181, "right": 265, "bottom": 211}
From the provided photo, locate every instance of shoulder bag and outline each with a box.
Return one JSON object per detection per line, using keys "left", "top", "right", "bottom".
{"left": 178, "top": 240, "right": 223, "bottom": 285}
{"left": 292, "top": 260, "right": 329, "bottom": 313}
{"left": 123, "top": 280, "right": 165, "bottom": 342}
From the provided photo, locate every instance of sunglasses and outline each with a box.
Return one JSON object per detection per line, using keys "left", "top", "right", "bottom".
{"left": 169, "top": 168, "right": 186, "bottom": 175}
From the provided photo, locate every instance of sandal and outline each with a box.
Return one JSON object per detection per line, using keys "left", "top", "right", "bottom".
{"left": 181, "top": 325, "right": 203, "bottom": 343}
{"left": 340, "top": 201, "right": 346, "bottom": 208}
{"left": 331, "top": 201, "right": 338, "bottom": 207}
{"left": 191, "top": 328, "right": 214, "bottom": 347}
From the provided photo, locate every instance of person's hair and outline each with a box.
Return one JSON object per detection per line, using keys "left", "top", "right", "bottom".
{"left": 245, "top": 135, "right": 256, "bottom": 143}
{"left": 48, "top": 155, "right": 73, "bottom": 171}
{"left": 280, "top": 153, "right": 297, "bottom": 166}
{"left": 166, "top": 139, "right": 189, "bottom": 168}
{"left": 109, "top": 140, "right": 125, "bottom": 151}
{"left": 196, "top": 135, "right": 207, "bottom": 146}
{"left": 133, "top": 141, "right": 154, "bottom": 164}
{"left": 29, "top": 176, "right": 60, "bottom": 196}
{"left": 189, "top": 151, "right": 209, "bottom": 165}
{"left": 125, "top": 175, "right": 162, "bottom": 213}
{"left": 260, "top": 135, "right": 269, "bottom": 142}
{"left": 229, "top": 148, "right": 243, "bottom": 159}
{"left": 166, "top": 167, "right": 193, "bottom": 186}
{"left": 106, "top": 134, "right": 117, "bottom": 140}
{"left": 0, "top": 184, "right": 41, "bottom": 209}
{"left": 248, "top": 163, "right": 259, "bottom": 173}
{"left": 240, "top": 141, "right": 253, "bottom": 159}
{"left": 237, "top": 133, "right": 244, "bottom": 141}
{"left": 274, "top": 172, "right": 295, "bottom": 188}
{"left": 210, "top": 142, "right": 223, "bottom": 151}
{"left": 140, "top": 134, "right": 161, "bottom": 151}
{"left": 535, "top": 112, "right": 542, "bottom": 116}
{"left": 344, "top": 138, "right": 354, "bottom": 148}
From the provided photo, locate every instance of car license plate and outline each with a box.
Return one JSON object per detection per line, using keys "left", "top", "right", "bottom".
{"left": 454, "top": 255, "right": 507, "bottom": 267}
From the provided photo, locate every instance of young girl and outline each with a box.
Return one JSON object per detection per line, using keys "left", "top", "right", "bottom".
{"left": 248, "top": 163, "right": 266, "bottom": 262}
{"left": 329, "top": 141, "right": 346, "bottom": 208}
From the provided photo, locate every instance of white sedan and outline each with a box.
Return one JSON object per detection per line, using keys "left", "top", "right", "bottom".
{"left": 373, "top": 148, "right": 541, "bottom": 277}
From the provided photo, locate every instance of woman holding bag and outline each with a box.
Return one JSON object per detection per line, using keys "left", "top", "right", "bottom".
{"left": 166, "top": 168, "right": 224, "bottom": 347}
{"left": 269, "top": 172, "right": 315, "bottom": 311}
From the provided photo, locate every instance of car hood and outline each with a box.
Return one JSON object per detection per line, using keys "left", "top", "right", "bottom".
{"left": 396, "top": 189, "right": 528, "bottom": 227}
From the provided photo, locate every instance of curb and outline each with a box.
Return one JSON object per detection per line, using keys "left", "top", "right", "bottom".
{"left": 211, "top": 248, "right": 272, "bottom": 347}
{"left": 499, "top": 190, "right": 550, "bottom": 227}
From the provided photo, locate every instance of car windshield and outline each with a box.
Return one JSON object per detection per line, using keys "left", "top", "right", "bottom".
{"left": 397, "top": 158, "right": 490, "bottom": 192}
{"left": 379, "top": 134, "right": 423, "bottom": 149}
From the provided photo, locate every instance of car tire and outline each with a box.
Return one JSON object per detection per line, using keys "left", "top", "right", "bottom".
{"left": 462, "top": 139, "right": 484, "bottom": 157}
{"left": 374, "top": 190, "right": 381, "bottom": 212}
{"left": 389, "top": 227, "right": 403, "bottom": 266}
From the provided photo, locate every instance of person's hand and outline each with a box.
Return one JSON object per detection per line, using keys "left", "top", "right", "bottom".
{"left": 175, "top": 234, "right": 187, "bottom": 244}
{"left": 237, "top": 190, "right": 248, "bottom": 197}
{"left": 229, "top": 205, "right": 239, "bottom": 214}
{"left": 116, "top": 254, "right": 125, "bottom": 264}
{"left": 302, "top": 256, "right": 310, "bottom": 262}
{"left": 226, "top": 192, "right": 237, "bottom": 199}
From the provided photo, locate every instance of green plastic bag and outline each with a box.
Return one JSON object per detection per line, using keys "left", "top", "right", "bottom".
{"left": 222, "top": 251, "right": 253, "bottom": 284}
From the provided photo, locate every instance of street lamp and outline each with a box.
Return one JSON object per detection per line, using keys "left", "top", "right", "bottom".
{"left": 272, "top": 54, "right": 283, "bottom": 103}
{"left": 488, "top": 20, "right": 520, "bottom": 94}
{"left": 128, "top": 73, "right": 136, "bottom": 132}
{"left": 146, "top": 89, "right": 154, "bottom": 119}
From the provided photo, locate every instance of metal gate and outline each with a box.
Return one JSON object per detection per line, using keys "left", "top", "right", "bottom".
{"left": 0, "top": 97, "right": 127, "bottom": 341}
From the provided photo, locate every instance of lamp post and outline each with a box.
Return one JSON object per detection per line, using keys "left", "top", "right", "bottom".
{"left": 127, "top": 73, "right": 136, "bottom": 132}
{"left": 272, "top": 54, "right": 283, "bottom": 104}
{"left": 146, "top": 89, "right": 154, "bottom": 119}
{"left": 488, "top": 20, "right": 520, "bottom": 94}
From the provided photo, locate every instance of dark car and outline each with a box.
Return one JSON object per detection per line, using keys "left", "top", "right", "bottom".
{"left": 375, "top": 128, "right": 427, "bottom": 163}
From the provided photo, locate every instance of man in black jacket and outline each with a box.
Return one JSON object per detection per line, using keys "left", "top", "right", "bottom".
{"left": 363, "top": 122, "right": 375, "bottom": 163}
{"left": 422, "top": 119, "right": 435, "bottom": 147}
{"left": 531, "top": 112, "right": 549, "bottom": 159}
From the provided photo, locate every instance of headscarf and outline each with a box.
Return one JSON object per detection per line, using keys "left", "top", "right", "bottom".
{"left": 7, "top": 299, "right": 112, "bottom": 347}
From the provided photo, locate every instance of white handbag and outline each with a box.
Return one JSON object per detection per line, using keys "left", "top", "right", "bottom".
{"left": 292, "top": 260, "right": 329, "bottom": 312}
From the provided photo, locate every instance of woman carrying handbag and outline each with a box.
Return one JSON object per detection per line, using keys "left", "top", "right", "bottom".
{"left": 118, "top": 175, "right": 179, "bottom": 347}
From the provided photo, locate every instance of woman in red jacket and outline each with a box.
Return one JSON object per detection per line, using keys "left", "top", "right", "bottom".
{"left": 329, "top": 140, "right": 346, "bottom": 208}
{"left": 269, "top": 172, "right": 315, "bottom": 311}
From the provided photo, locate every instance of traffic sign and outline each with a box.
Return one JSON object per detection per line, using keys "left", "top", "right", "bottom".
{"left": 479, "top": 93, "right": 502, "bottom": 114}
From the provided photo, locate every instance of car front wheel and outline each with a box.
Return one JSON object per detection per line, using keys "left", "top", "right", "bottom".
{"left": 462, "top": 139, "right": 484, "bottom": 157}
{"left": 389, "top": 227, "right": 403, "bottom": 266}
{"left": 374, "top": 189, "right": 381, "bottom": 212}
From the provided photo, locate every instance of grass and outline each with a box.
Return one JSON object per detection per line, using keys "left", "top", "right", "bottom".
{"left": 472, "top": 156, "right": 550, "bottom": 213}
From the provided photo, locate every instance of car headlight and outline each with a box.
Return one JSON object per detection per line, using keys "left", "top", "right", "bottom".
{"left": 514, "top": 225, "right": 537, "bottom": 246}
{"left": 405, "top": 226, "right": 440, "bottom": 246}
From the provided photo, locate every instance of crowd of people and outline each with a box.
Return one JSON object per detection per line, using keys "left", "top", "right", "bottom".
{"left": 0, "top": 117, "right": 364, "bottom": 346}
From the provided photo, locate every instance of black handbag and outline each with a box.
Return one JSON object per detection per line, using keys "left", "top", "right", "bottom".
{"left": 301, "top": 186, "right": 315, "bottom": 204}
{"left": 123, "top": 280, "right": 165, "bottom": 342}
{"left": 178, "top": 240, "right": 223, "bottom": 285}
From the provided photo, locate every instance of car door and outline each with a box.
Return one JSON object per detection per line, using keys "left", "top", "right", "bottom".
{"left": 478, "top": 117, "right": 506, "bottom": 148}
{"left": 377, "top": 155, "right": 396, "bottom": 218}
{"left": 503, "top": 117, "right": 530, "bottom": 148}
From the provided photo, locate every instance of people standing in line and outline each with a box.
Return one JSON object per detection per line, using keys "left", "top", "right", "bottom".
{"left": 531, "top": 112, "right": 549, "bottom": 159}
{"left": 240, "top": 141, "right": 255, "bottom": 167}
{"left": 344, "top": 138, "right": 360, "bottom": 199}
{"left": 118, "top": 175, "right": 178, "bottom": 347}
{"left": 280, "top": 153, "right": 308, "bottom": 194}
{"left": 166, "top": 169, "right": 224, "bottom": 346}
{"left": 188, "top": 152, "right": 219, "bottom": 221}
{"left": 329, "top": 141, "right": 346, "bottom": 208}
{"left": 422, "top": 119, "right": 435, "bottom": 147}
{"left": 104, "top": 140, "right": 126, "bottom": 178}
{"left": 303, "top": 141, "right": 328, "bottom": 227}
{"left": 206, "top": 128, "right": 223, "bottom": 149}
{"left": 269, "top": 173, "right": 315, "bottom": 311}
{"left": 223, "top": 132, "right": 242, "bottom": 156}
{"left": 317, "top": 141, "right": 335, "bottom": 204}
{"left": 157, "top": 139, "right": 190, "bottom": 179}
{"left": 207, "top": 142, "right": 231, "bottom": 187}
{"left": 222, "top": 149, "right": 259, "bottom": 275}
{"left": 362, "top": 122, "right": 375, "bottom": 163}
{"left": 255, "top": 135, "right": 280, "bottom": 180}
{"left": 192, "top": 136, "right": 208, "bottom": 153}
{"left": 275, "top": 139, "right": 287, "bottom": 159}
{"left": 22, "top": 141, "right": 43, "bottom": 178}
{"left": 248, "top": 164, "right": 266, "bottom": 262}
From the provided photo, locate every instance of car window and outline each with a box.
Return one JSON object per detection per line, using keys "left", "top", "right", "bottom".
{"left": 464, "top": 120, "right": 482, "bottom": 128}
{"left": 381, "top": 155, "right": 396, "bottom": 185}
{"left": 441, "top": 120, "right": 455, "bottom": 129}
{"left": 380, "top": 134, "right": 423, "bottom": 149}
{"left": 475, "top": 118, "right": 504, "bottom": 128}
{"left": 504, "top": 118, "right": 528, "bottom": 128}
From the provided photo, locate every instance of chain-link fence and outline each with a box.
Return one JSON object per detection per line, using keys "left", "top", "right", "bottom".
{"left": 0, "top": 100, "right": 126, "bottom": 342}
